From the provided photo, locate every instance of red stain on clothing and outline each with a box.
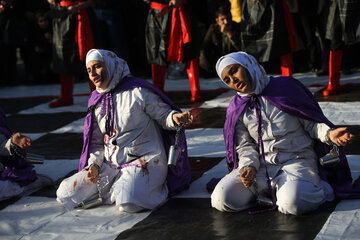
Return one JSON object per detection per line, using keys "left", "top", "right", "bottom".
{"left": 73, "top": 179, "right": 77, "bottom": 191}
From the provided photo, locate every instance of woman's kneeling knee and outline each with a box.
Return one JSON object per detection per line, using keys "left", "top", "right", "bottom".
{"left": 277, "top": 196, "right": 320, "bottom": 215}
{"left": 118, "top": 203, "right": 146, "bottom": 213}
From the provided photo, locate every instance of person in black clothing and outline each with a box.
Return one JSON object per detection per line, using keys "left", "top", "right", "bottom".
{"left": 322, "top": 0, "right": 360, "bottom": 96}
{"left": 199, "top": 4, "right": 241, "bottom": 78}
{"left": 144, "top": 0, "right": 202, "bottom": 102}
{"left": 47, "top": 0, "right": 96, "bottom": 108}
{"left": 27, "top": 10, "right": 55, "bottom": 83}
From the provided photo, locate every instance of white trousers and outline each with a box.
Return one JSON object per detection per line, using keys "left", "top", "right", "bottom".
{"left": 211, "top": 169, "right": 334, "bottom": 215}
{"left": 56, "top": 160, "right": 169, "bottom": 212}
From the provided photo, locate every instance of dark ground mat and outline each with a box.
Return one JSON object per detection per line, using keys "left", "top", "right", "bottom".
{"left": 0, "top": 97, "right": 55, "bottom": 115}
{"left": 187, "top": 107, "right": 226, "bottom": 129}
{"left": 189, "top": 157, "right": 224, "bottom": 181}
{"left": 116, "top": 198, "right": 338, "bottom": 240}
{"left": 340, "top": 125, "right": 360, "bottom": 155}
{"left": 7, "top": 112, "right": 86, "bottom": 133}
{"left": 29, "top": 133, "right": 83, "bottom": 159}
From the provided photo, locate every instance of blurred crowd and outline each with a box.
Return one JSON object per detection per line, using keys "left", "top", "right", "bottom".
{"left": 0, "top": 0, "right": 359, "bottom": 87}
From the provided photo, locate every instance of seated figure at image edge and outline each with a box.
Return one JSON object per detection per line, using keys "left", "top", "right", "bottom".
{"left": 210, "top": 51, "right": 358, "bottom": 215}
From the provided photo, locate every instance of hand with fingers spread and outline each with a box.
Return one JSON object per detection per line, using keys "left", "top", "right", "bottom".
{"left": 239, "top": 166, "right": 256, "bottom": 188}
{"left": 172, "top": 111, "right": 194, "bottom": 127}
{"left": 12, "top": 132, "right": 32, "bottom": 149}
{"left": 329, "top": 127, "right": 355, "bottom": 147}
{"left": 86, "top": 165, "right": 99, "bottom": 184}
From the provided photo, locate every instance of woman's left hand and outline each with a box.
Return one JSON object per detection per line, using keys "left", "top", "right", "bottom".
{"left": 12, "top": 132, "right": 31, "bottom": 149}
{"left": 85, "top": 165, "right": 99, "bottom": 184}
{"left": 172, "top": 111, "right": 193, "bottom": 127}
{"left": 329, "top": 127, "right": 355, "bottom": 146}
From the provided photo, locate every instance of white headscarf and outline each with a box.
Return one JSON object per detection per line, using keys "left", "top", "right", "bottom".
{"left": 86, "top": 49, "right": 131, "bottom": 93}
{"left": 215, "top": 51, "right": 270, "bottom": 96}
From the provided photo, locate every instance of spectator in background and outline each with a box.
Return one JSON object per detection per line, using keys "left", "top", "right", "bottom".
{"left": 199, "top": 3, "right": 241, "bottom": 78}
{"left": 92, "top": 0, "right": 128, "bottom": 61}
{"left": 314, "top": 0, "right": 331, "bottom": 76}
{"left": 0, "top": 0, "right": 31, "bottom": 84}
{"left": 144, "top": 0, "right": 202, "bottom": 102}
{"left": 47, "top": 0, "right": 96, "bottom": 108}
{"left": 27, "top": 9, "right": 55, "bottom": 83}
{"left": 286, "top": 0, "right": 318, "bottom": 73}
{"left": 239, "top": 0, "right": 296, "bottom": 76}
{"left": 322, "top": 0, "right": 360, "bottom": 96}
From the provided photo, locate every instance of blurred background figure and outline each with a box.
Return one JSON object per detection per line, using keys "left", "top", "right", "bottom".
{"left": 27, "top": 9, "right": 55, "bottom": 84}
{"left": 47, "top": 0, "right": 96, "bottom": 108}
{"left": 239, "top": 0, "right": 296, "bottom": 76}
{"left": 199, "top": 2, "right": 241, "bottom": 78}
{"left": 92, "top": 0, "right": 128, "bottom": 61}
{"left": 0, "top": 0, "right": 31, "bottom": 85}
{"left": 144, "top": 0, "right": 202, "bottom": 102}
{"left": 322, "top": 0, "right": 360, "bottom": 96}
{"left": 286, "top": 0, "right": 318, "bottom": 73}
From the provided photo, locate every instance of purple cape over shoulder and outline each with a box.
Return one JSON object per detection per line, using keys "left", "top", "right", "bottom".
{"left": 0, "top": 108, "right": 37, "bottom": 186}
{"left": 224, "top": 76, "right": 360, "bottom": 199}
{"left": 79, "top": 76, "right": 191, "bottom": 195}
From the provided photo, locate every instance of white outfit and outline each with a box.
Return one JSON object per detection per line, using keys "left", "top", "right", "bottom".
{"left": 57, "top": 87, "right": 178, "bottom": 212}
{"left": 212, "top": 51, "right": 335, "bottom": 215}
{"left": 211, "top": 97, "right": 334, "bottom": 215}
{"left": 57, "top": 49, "right": 179, "bottom": 212}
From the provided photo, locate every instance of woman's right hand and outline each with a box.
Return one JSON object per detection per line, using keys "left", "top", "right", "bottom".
{"left": 239, "top": 166, "right": 256, "bottom": 188}
{"left": 86, "top": 165, "right": 99, "bottom": 184}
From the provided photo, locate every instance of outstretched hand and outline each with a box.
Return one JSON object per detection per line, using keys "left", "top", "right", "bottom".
{"left": 172, "top": 111, "right": 194, "bottom": 127}
{"left": 329, "top": 127, "right": 355, "bottom": 147}
{"left": 86, "top": 165, "right": 99, "bottom": 184}
{"left": 12, "top": 132, "right": 31, "bottom": 149}
{"left": 240, "top": 166, "right": 256, "bottom": 188}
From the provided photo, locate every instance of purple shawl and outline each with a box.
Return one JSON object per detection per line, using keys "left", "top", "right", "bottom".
{"left": 0, "top": 108, "right": 37, "bottom": 186}
{"left": 79, "top": 76, "right": 191, "bottom": 195}
{"left": 224, "top": 76, "right": 360, "bottom": 199}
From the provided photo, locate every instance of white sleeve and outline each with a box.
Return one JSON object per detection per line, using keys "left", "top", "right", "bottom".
{"left": 86, "top": 116, "right": 105, "bottom": 168}
{"left": 298, "top": 118, "right": 331, "bottom": 143}
{"left": 235, "top": 118, "right": 261, "bottom": 171}
{"left": 141, "top": 88, "right": 179, "bottom": 130}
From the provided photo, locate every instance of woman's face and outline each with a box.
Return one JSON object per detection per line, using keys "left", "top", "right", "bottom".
{"left": 221, "top": 64, "right": 252, "bottom": 93}
{"left": 86, "top": 60, "right": 109, "bottom": 90}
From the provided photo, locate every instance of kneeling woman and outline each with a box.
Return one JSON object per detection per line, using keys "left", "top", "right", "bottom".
{"left": 211, "top": 51, "right": 358, "bottom": 215}
{"left": 57, "top": 49, "right": 193, "bottom": 212}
